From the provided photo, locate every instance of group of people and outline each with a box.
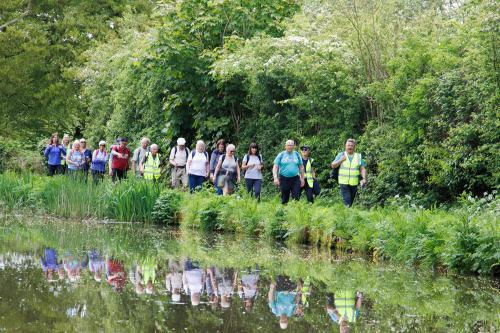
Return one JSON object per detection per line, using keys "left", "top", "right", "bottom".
{"left": 36, "top": 248, "right": 363, "bottom": 331}
{"left": 44, "top": 133, "right": 367, "bottom": 207}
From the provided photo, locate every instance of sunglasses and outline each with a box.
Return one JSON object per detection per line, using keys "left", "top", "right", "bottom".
{"left": 301, "top": 148, "right": 309, "bottom": 151}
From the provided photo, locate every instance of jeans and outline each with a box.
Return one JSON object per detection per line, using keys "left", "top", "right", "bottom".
{"left": 189, "top": 174, "right": 205, "bottom": 192}
{"left": 48, "top": 164, "right": 62, "bottom": 176}
{"left": 302, "top": 181, "right": 314, "bottom": 203}
{"left": 245, "top": 178, "right": 262, "bottom": 199}
{"left": 302, "top": 179, "right": 321, "bottom": 203}
{"left": 340, "top": 184, "right": 358, "bottom": 207}
{"left": 112, "top": 169, "right": 127, "bottom": 182}
{"left": 279, "top": 175, "right": 301, "bottom": 204}
{"left": 214, "top": 176, "right": 223, "bottom": 195}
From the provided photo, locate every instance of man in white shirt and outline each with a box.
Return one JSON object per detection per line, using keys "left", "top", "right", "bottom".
{"left": 169, "top": 138, "right": 190, "bottom": 190}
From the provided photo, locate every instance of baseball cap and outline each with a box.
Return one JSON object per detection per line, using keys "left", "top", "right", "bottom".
{"left": 177, "top": 138, "right": 186, "bottom": 145}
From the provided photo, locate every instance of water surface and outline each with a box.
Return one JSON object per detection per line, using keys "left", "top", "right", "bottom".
{"left": 0, "top": 219, "right": 498, "bottom": 332}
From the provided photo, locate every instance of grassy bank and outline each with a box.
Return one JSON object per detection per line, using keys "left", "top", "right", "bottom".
{"left": 0, "top": 172, "right": 498, "bottom": 275}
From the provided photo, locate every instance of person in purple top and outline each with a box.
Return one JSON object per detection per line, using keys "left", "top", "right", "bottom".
{"left": 44, "top": 133, "right": 66, "bottom": 176}
{"left": 40, "top": 248, "right": 62, "bottom": 282}
{"left": 90, "top": 141, "right": 109, "bottom": 184}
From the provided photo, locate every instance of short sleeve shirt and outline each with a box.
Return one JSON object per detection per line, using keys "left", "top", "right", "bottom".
{"left": 333, "top": 152, "right": 366, "bottom": 167}
{"left": 243, "top": 154, "right": 263, "bottom": 180}
{"left": 169, "top": 146, "right": 189, "bottom": 167}
{"left": 273, "top": 151, "right": 302, "bottom": 178}
{"left": 111, "top": 146, "right": 130, "bottom": 171}
{"left": 188, "top": 151, "right": 208, "bottom": 177}
{"left": 219, "top": 155, "right": 237, "bottom": 173}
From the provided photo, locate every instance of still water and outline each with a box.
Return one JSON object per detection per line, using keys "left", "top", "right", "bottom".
{"left": 0, "top": 219, "right": 498, "bottom": 332}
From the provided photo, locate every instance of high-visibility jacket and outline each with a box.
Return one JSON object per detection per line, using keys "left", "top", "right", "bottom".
{"left": 304, "top": 158, "right": 314, "bottom": 187}
{"left": 335, "top": 289, "right": 357, "bottom": 323}
{"left": 143, "top": 153, "right": 161, "bottom": 180}
{"left": 338, "top": 153, "right": 361, "bottom": 186}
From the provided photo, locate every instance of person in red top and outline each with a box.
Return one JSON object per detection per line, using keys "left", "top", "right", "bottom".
{"left": 111, "top": 137, "right": 130, "bottom": 182}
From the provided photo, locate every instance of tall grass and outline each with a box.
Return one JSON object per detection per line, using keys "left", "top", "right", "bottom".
{"left": 0, "top": 172, "right": 160, "bottom": 223}
{"left": 0, "top": 172, "right": 497, "bottom": 275}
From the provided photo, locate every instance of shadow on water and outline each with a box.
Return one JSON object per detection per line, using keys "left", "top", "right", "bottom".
{"left": 0, "top": 218, "right": 498, "bottom": 332}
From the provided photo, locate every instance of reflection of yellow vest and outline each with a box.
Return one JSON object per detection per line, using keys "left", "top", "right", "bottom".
{"left": 335, "top": 289, "right": 356, "bottom": 323}
{"left": 144, "top": 153, "right": 161, "bottom": 180}
{"left": 338, "top": 153, "right": 361, "bottom": 186}
{"left": 304, "top": 158, "right": 314, "bottom": 187}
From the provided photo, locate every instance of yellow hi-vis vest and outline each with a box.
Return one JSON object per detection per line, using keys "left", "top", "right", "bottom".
{"left": 304, "top": 158, "right": 314, "bottom": 187}
{"left": 338, "top": 153, "right": 361, "bottom": 186}
{"left": 144, "top": 153, "right": 161, "bottom": 180}
{"left": 335, "top": 289, "right": 357, "bottom": 323}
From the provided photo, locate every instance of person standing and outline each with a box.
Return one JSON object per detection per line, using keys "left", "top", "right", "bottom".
{"left": 213, "top": 144, "right": 241, "bottom": 196}
{"left": 300, "top": 145, "right": 320, "bottom": 203}
{"left": 169, "top": 138, "right": 190, "bottom": 189}
{"left": 242, "top": 143, "right": 264, "bottom": 200}
{"left": 186, "top": 140, "right": 209, "bottom": 192}
{"left": 273, "top": 140, "right": 305, "bottom": 204}
{"left": 44, "top": 133, "right": 65, "bottom": 176}
{"left": 61, "top": 134, "right": 71, "bottom": 174}
{"left": 108, "top": 138, "right": 120, "bottom": 178}
{"left": 140, "top": 144, "right": 162, "bottom": 182}
{"left": 66, "top": 140, "right": 84, "bottom": 179}
{"left": 111, "top": 137, "right": 130, "bottom": 182}
{"left": 331, "top": 139, "right": 366, "bottom": 207}
{"left": 90, "top": 141, "right": 108, "bottom": 184}
{"left": 132, "top": 137, "right": 150, "bottom": 178}
{"left": 210, "top": 139, "right": 226, "bottom": 195}
{"left": 79, "top": 138, "right": 92, "bottom": 181}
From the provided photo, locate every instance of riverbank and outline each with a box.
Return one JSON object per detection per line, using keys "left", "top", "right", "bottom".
{"left": 0, "top": 173, "right": 498, "bottom": 275}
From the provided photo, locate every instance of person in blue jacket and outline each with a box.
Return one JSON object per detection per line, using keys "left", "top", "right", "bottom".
{"left": 90, "top": 141, "right": 109, "bottom": 184}
{"left": 44, "top": 133, "right": 66, "bottom": 176}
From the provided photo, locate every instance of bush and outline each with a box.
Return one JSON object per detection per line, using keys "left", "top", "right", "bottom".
{"left": 151, "top": 190, "right": 182, "bottom": 225}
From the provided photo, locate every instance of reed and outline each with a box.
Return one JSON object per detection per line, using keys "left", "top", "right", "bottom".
{"left": 0, "top": 172, "right": 497, "bottom": 275}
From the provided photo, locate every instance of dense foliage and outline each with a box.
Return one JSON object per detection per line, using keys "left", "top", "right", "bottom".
{"left": 1, "top": 0, "right": 498, "bottom": 206}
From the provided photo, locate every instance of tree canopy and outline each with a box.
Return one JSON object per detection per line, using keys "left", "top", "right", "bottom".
{"left": 1, "top": 0, "right": 498, "bottom": 206}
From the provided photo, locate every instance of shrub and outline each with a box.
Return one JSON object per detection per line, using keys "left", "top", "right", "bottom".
{"left": 151, "top": 190, "right": 182, "bottom": 225}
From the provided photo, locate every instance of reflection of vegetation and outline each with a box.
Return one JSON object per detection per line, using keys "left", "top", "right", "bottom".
{"left": 0, "top": 218, "right": 498, "bottom": 332}
{"left": 0, "top": 173, "right": 498, "bottom": 275}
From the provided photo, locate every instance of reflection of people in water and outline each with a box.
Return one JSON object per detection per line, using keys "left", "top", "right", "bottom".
{"left": 208, "top": 267, "right": 237, "bottom": 309}
{"left": 238, "top": 266, "right": 260, "bottom": 312}
{"left": 106, "top": 258, "right": 127, "bottom": 292}
{"left": 40, "top": 248, "right": 63, "bottom": 282}
{"left": 268, "top": 275, "right": 303, "bottom": 330}
{"left": 63, "top": 252, "right": 86, "bottom": 283}
{"left": 88, "top": 250, "right": 105, "bottom": 282}
{"left": 326, "top": 290, "right": 363, "bottom": 333}
{"left": 183, "top": 259, "right": 204, "bottom": 306}
{"left": 166, "top": 259, "right": 183, "bottom": 302}
{"left": 130, "top": 263, "right": 145, "bottom": 295}
{"left": 140, "top": 256, "right": 157, "bottom": 295}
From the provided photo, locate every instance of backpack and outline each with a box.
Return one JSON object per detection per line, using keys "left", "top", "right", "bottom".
{"left": 174, "top": 146, "right": 190, "bottom": 160}
{"left": 245, "top": 154, "right": 262, "bottom": 165}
